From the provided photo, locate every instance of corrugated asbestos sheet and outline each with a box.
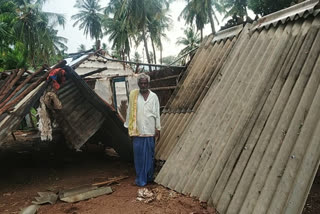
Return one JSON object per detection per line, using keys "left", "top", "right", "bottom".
{"left": 155, "top": 25, "right": 243, "bottom": 160}
{"left": 54, "top": 69, "right": 132, "bottom": 160}
{"left": 156, "top": 1, "right": 320, "bottom": 214}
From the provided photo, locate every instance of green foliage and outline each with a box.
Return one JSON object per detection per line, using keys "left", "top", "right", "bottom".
{"left": 102, "top": 43, "right": 108, "bottom": 52}
{"left": 162, "top": 55, "right": 177, "bottom": 65}
{"left": 104, "top": 0, "right": 171, "bottom": 64}
{"left": 111, "top": 49, "right": 122, "bottom": 60}
{"left": 0, "top": 0, "right": 67, "bottom": 70}
{"left": 179, "top": 0, "right": 223, "bottom": 36}
{"left": 78, "top": 44, "right": 87, "bottom": 52}
{"left": 132, "top": 51, "right": 142, "bottom": 63}
{"left": 0, "top": 42, "right": 28, "bottom": 71}
{"left": 103, "top": 15, "right": 131, "bottom": 57}
{"left": 248, "top": 0, "right": 297, "bottom": 16}
{"left": 176, "top": 26, "right": 200, "bottom": 57}
{"left": 30, "top": 107, "right": 38, "bottom": 128}
{"left": 72, "top": 0, "right": 103, "bottom": 42}
{"left": 220, "top": 0, "right": 248, "bottom": 20}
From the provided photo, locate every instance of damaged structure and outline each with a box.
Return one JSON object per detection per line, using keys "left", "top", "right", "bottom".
{"left": 0, "top": 57, "right": 133, "bottom": 160}
{"left": 156, "top": 1, "right": 320, "bottom": 214}
{"left": 68, "top": 51, "right": 138, "bottom": 119}
{"left": 0, "top": 65, "right": 59, "bottom": 144}
{"left": 0, "top": 46, "right": 185, "bottom": 160}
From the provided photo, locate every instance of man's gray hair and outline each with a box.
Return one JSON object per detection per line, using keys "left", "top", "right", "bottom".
{"left": 137, "top": 73, "right": 150, "bottom": 83}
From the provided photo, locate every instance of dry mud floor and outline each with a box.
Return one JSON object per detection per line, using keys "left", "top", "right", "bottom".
{"left": 0, "top": 140, "right": 319, "bottom": 214}
{"left": 0, "top": 141, "right": 215, "bottom": 214}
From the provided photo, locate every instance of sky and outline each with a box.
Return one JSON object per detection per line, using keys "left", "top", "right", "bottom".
{"left": 43, "top": 0, "right": 222, "bottom": 61}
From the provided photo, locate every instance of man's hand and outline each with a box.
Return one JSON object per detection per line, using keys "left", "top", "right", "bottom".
{"left": 155, "top": 129, "right": 160, "bottom": 142}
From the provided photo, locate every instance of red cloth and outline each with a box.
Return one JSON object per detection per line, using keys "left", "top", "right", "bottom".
{"left": 47, "top": 68, "right": 66, "bottom": 90}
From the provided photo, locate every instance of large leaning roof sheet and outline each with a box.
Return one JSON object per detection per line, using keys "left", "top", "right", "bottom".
{"left": 156, "top": 28, "right": 242, "bottom": 160}
{"left": 54, "top": 68, "right": 132, "bottom": 160}
{"left": 156, "top": 2, "right": 320, "bottom": 214}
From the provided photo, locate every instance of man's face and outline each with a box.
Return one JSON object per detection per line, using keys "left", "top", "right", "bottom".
{"left": 138, "top": 78, "right": 149, "bottom": 93}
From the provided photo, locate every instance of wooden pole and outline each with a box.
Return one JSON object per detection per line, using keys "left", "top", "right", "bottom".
{"left": 0, "top": 70, "right": 17, "bottom": 97}
{"left": 0, "top": 69, "right": 26, "bottom": 101}
{"left": 0, "top": 66, "right": 45, "bottom": 108}
{"left": 0, "top": 60, "right": 66, "bottom": 116}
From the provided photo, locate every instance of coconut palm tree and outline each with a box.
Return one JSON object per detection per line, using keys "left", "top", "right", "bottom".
{"left": 220, "top": 0, "right": 248, "bottom": 22}
{"left": 0, "top": 0, "right": 66, "bottom": 69}
{"left": 78, "top": 44, "right": 86, "bottom": 52}
{"left": 0, "top": 0, "right": 16, "bottom": 52}
{"left": 72, "top": 0, "right": 103, "bottom": 48}
{"left": 180, "top": 0, "right": 222, "bottom": 38}
{"left": 176, "top": 26, "right": 200, "bottom": 58}
{"left": 103, "top": 15, "right": 131, "bottom": 61}
{"left": 105, "top": 0, "right": 171, "bottom": 70}
{"left": 12, "top": 0, "right": 66, "bottom": 68}
{"left": 147, "top": 7, "right": 172, "bottom": 65}
{"left": 247, "top": 0, "right": 297, "bottom": 16}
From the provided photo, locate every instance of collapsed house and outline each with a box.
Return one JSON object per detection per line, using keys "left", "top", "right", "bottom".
{"left": 0, "top": 67, "right": 49, "bottom": 144}
{"left": 0, "top": 48, "right": 185, "bottom": 160}
{"left": 0, "top": 58, "right": 133, "bottom": 160}
{"left": 67, "top": 51, "right": 138, "bottom": 119}
{"left": 156, "top": 1, "right": 320, "bottom": 214}
{"left": 66, "top": 50, "right": 185, "bottom": 117}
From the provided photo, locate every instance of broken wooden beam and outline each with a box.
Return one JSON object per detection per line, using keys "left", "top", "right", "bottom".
{"left": 80, "top": 67, "right": 108, "bottom": 78}
{"left": 0, "top": 69, "right": 26, "bottom": 102}
{"left": 150, "top": 86, "right": 177, "bottom": 91}
{"left": 150, "top": 75, "right": 180, "bottom": 82}
{"left": 0, "top": 70, "right": 17, "bottom": 98}
{"left": 0, "top": 66, "right": 45, "bottom": 109}
{"left": 92, "top": 175, "right": 129, "bottom": 187}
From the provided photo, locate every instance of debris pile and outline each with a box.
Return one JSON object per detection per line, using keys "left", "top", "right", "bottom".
{"left": 19, "top": 175, "right": 129, "bottom": 213}
{"left": 136, "top": 186, "right": 179, "bottom": 204}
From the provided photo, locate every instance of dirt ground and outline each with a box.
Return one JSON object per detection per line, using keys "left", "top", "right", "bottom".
{"left": 303, "top": 170, "right": 320, "bottom": 214}
{"left": 0, "top": 138, "right": 319, "bottom": 214}
{"left": 0, "top": 140, "right": 215, "bottom": 214}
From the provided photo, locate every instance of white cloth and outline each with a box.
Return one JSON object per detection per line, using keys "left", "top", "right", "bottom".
{"left": 125, "top": 90, "right": 161, "bottom": 136}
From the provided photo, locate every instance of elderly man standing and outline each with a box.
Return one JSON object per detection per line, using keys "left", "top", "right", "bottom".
{"left": 125, "top": 73, "right": 161, "bottom": 186}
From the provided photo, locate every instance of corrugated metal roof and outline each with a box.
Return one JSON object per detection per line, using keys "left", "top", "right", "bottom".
{"left": 55, "top": 68, "right": 133, "bottom": 160}
{"left": 156, "top": 9, "right": 320, "bottom": 214}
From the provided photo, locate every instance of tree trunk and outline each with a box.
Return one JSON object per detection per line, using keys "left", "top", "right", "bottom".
{"left": 142, "top": 28, "right": 152, "bottom": 71}
{"left": 160, "top": 44, "right": 163, "bottom": 65}
{"left": 208, "top": 7, "right": 216, "bottom": 34}
{"left": 151, "top": 38, "right": 157, "bottom": 64}
{"left": 122, "top": 50, "right": 125, "bottom": 70}
{"left": 200, "top": 29, "right": 203, "bottom": 41}
{"left": 151, "top": 38, "right": 157, "bottom": 70}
